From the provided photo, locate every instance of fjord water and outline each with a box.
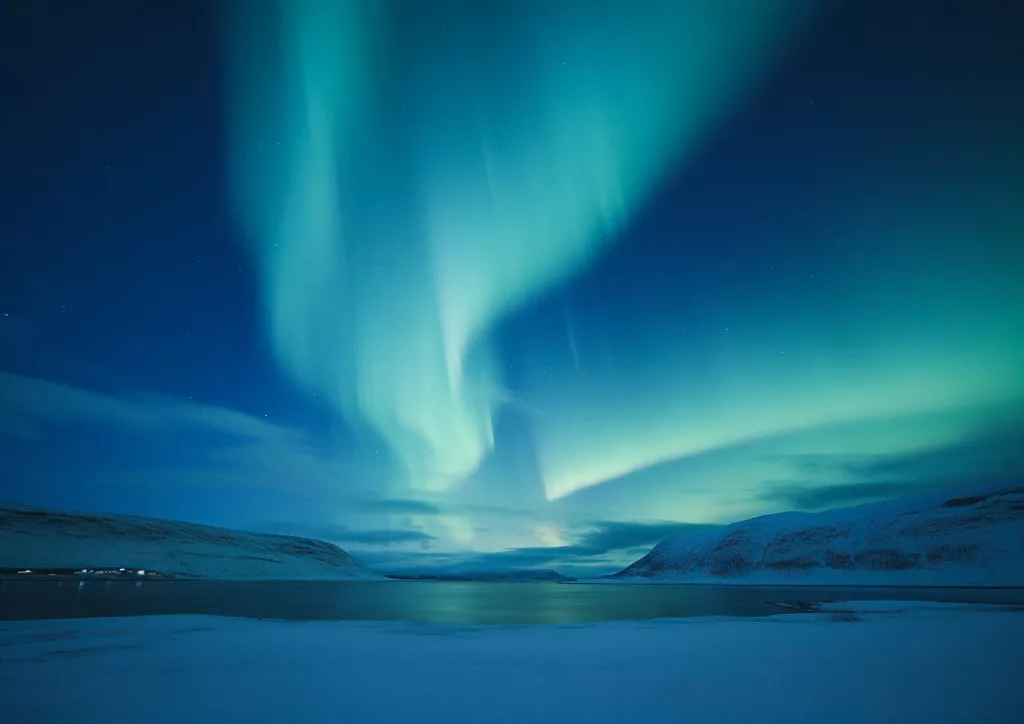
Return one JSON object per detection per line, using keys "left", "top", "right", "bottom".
{"left": 3, "top": 580, "right": 1022, "bottom": 624}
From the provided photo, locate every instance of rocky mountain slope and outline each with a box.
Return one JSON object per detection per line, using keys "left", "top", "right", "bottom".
{"left": 0, "top": 505, "right": 379, "bottom": 580}
{"left": 612, "top": 484, "right": 1024, "bottom": 586}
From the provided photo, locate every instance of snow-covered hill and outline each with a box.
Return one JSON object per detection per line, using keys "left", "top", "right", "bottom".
{"left": 612, "top": 484, "right": 1024, "bottom": 586}
{"left": 0, "top": 506, "right": 379, "bottom": 580}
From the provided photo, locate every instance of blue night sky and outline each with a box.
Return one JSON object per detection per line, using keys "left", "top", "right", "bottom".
{"left": 2, "top": 1, "right": 1022, "bottom": 575}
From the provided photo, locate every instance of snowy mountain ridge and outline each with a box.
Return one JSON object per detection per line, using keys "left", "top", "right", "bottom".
{"left": 612, "top": 483, "right": 1024, "bottom": 586}
{"left": 0, "top": 505, "right": 379, "bottom": 580}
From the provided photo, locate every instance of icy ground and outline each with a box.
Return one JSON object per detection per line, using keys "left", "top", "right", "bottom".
{"left": 1, "top": 603, "right": 1022, "bottom": 723}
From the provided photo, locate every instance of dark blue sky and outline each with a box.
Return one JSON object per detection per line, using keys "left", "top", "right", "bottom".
{"left": 2, "top": 1, "right": 1022, "bottom": 574}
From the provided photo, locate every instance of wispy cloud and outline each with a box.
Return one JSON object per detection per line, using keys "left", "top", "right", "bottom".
{"left": 272, "top": 521, "right": 437, "bottom": 548}
{"left": 337, "top": 529, "right": 436, "bottom": 546}
{"left": 0, "top": 370, "right": 367, "bottom": 499}
{"left": 760, "top": 480, "right": 933, "bottom": 511}
{"left": 353, "top": 497, "right": 443, "bottom": 516}
{"left": 848, "top": 420, "right": 1024, "bottom": 481}
{"left": 761, "top": 416, "right": 1024, "bottom": 511}
{"left": 569, "top": 520, "right": 712, "bottom": 555}
{"left": 0, "top": 370, "right": 306, "bottom": 444}
{"left": 380, "top": 520, "right": 716, "bottom": 574}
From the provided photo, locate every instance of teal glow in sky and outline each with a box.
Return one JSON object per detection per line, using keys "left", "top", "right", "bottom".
{"left": 531, "top": 210, "right": 1024, "bottom": 501}
{"left": 226, "top": 0, "right": 815, "bottom": 494}
{"left": 3, "top": 0, "right": 1023, "bottom": 576}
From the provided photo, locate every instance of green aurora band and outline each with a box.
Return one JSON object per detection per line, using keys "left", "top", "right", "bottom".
{"left": 225, "top": 0, "right": 816, "bottom": 493}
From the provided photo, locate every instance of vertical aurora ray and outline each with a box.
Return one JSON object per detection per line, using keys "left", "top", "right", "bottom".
{"left": 225, "top": 0, "right": 815, "bottom": 492}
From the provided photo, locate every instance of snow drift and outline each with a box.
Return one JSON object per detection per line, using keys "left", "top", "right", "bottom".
{"left": 3, "top": 604, "right": 1024, "bottom": 724}
{"left": 613, "top": 483, "right": 1024, "bottom": 585}
{"left": 0, "top": 506, "right": 379, "bottom": 580}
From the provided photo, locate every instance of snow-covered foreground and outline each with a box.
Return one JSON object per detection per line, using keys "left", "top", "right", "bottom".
{"left": 2, "top": 604, "right": 1021, "bottom": 723}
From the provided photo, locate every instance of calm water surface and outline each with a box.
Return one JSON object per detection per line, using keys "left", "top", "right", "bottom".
{"left": 3, "top": 580, "right": 1023, "bottom": 625}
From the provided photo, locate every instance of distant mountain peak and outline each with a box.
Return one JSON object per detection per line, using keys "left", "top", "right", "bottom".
{"left": 611, "top": 483, "right": 1024, "bottom": 586}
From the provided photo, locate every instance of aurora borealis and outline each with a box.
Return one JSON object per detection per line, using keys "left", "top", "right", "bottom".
{"left": 225, "top": 0, "right": 816, "bottom": 495}
{"left": 2, "top": 0, "right": 1023, "bottom": 574}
